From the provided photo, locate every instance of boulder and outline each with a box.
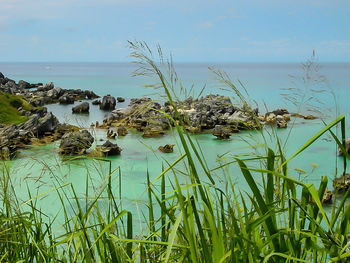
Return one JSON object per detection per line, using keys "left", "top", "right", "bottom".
{"left": 158, "top": 144, "right": 174, "bottom": 153}
{"left": 100, "top": 95, "right": 116, "bottom": 110}
{"left": 333, "top": 173, "right": 350, "bottom": 192}
{"left": 92, "top": 99, "right": 101, "bottom": 105}
{"left": 117, "top": 97, "right": 125, "bottom": 103}
{"left": 59, "top": 130, "right": 94, "bottom": 155}
{"left": 90, "top": 140, "right": 122, "bottom": 157}
{"left": 117, "top": 126, "right": 128, "bottom": 136}
{"left": 72, "top": 102, "right": 90, "bottom": 113}
{"left": 213, "top": 125, "right": 231, "bottom": 140}
{"left": 18, "top": 80, "right": 31, "bottom": 90}
{"left": 47, "top": 87, "right": 63, "bottom": 99}
{"left": 58, "top": 94, "right": 75, "bottom": 104}
{"left": 85, "top": 90, "right": 99, "bottom": 99}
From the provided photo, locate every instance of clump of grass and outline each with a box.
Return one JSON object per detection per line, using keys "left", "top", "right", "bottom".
{"left": 0, "top": 42, "right": 349, "bottom": 262}
{"left": 0, "top": 91, "right": 34, "bottom": 124}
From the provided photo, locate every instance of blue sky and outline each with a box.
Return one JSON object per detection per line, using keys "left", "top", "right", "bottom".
{"left": 1, "top": 0, "right": 349, "bottom": 62}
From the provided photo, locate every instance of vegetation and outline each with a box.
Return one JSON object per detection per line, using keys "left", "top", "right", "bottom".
{"left": 0, "top": 91, "right": 33, "bottom": 124}
{"left": 0, "top": 43, "right": 349, "bottom": 262}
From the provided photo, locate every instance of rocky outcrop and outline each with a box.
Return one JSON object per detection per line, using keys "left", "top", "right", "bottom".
{"left": 0, "top": 73, "right": 100, "bottom": 108}
{"left": 0, "top": 112, "right": 61, "bottom": 159}
{"left": 59, "top": 130, "right": 94, "bottom": 155}
{"left": 213, "top": 125, "right": 232, "bottom": 139}
{"left": 101, "top": 95, "right": 261, "bottom": 138}
{"left": 72, "top": 102, "right": 90, "bottom": 113}
{"left": 333, "top": 173, "right": 350, "bottom": 192}
{"left": 100, "top": 95, "right": 116, "bottom": 110}
{"left": 158, "top": 144, "right": 174, "bottom": 153}
{"left": 90, "top": 140, "right": 122, "bottom": 157}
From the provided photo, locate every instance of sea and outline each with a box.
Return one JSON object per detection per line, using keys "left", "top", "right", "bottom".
{"left": 0, "top": 62, "right": 349, "bottom": 230}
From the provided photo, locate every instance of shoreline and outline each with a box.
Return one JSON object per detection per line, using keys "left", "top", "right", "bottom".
{"left": 0, "top": 72, "right": 318, "bottom": 160}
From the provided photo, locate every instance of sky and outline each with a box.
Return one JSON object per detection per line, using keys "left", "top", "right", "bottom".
{"left": 0, "top": 0, "right": 350, "bottom": 62}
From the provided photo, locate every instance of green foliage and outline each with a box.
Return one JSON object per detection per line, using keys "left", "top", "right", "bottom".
{"left": 0, "top": 91, "right": 33, "bottom": 124}
{"left": 0, "top": 43, "right": 349, "bottom": 262}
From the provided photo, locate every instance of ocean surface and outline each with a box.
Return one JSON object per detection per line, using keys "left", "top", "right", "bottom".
{"left": 0, "top": 62, "right": 349, "bottom": 230}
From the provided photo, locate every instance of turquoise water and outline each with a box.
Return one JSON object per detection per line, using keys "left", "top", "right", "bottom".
{"left": 0, "top": 62, "right": 349, "bottom": 230}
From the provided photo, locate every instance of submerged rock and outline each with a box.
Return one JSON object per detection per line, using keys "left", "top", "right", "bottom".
{"left": 158, "top": 144, "right": 174, "bottom": 153}
{"left": 59, "top": 130, "right": 94, "bottom": 155}
{"left": 100, "top": 95, "right": 116, "bottom": 110}
{"left": 90, "top": 140, "right": 122, "bottom": 157}
{"left": 72, "top": 102, "right": 89, "bottom": 113}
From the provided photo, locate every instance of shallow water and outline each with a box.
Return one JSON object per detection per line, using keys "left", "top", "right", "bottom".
{"left": 0, "top": 62, "right": 349, "bottom": 231}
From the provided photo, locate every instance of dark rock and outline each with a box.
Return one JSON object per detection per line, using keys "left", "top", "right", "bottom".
{"left": 18, "top": 112, "right": 58, "bottom": 136}
{"left": 85, "top": 90, "right": 99, "bottom": 99}
{"left": 213, "top": 125, "right": 231, "bottom": 139}
{"left": 272, "top": 108, "right": 289, "bottom": 116}
{"left": 338, "top": 139, "right": 350, "bottom": 156}
{"left": 37, "top": 112, "right": 59, "bottom": 134}
{"left": 158, "top": 144, "right": 174, "bottom": 153}
{"left": 100, "top": 95, "right": 116, "bottom": 110}
{"left": 47, "top": 87, "right": 63, "bottom": 99}
{"left": 90, "top": 140, "right": 122, "bottom": 157}
{"left": 18, "top": 80, "right": 31, "bottom": 90}
{"left": 0, "top": 72, "right": 4, "bottom": 79}
{"left": 117, "top": 97, "right": 125, "bottom": 102}
{"left": 58, "top": 94, "right": 75, "bottom": 104}
{"left": 333, "top": 173, "right": 350, "bottom": 192}
{"left": 92, "top": 99, "right": 101, "bottom": 105}
{"left": 59, "top": 130, "right": 94, "bottom": 155}
{"left": 72, "top": 102, "right": 89, "bottom": 113}
{"left": 117, "top": 126, "right": 128, "bottom": 136}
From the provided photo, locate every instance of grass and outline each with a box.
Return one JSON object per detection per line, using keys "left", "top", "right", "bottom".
{"left": 0, "top": 43, "right": 349, "bottom": 262}
{"left": 0, "top": 91, "right": 34, "bottom": 124}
